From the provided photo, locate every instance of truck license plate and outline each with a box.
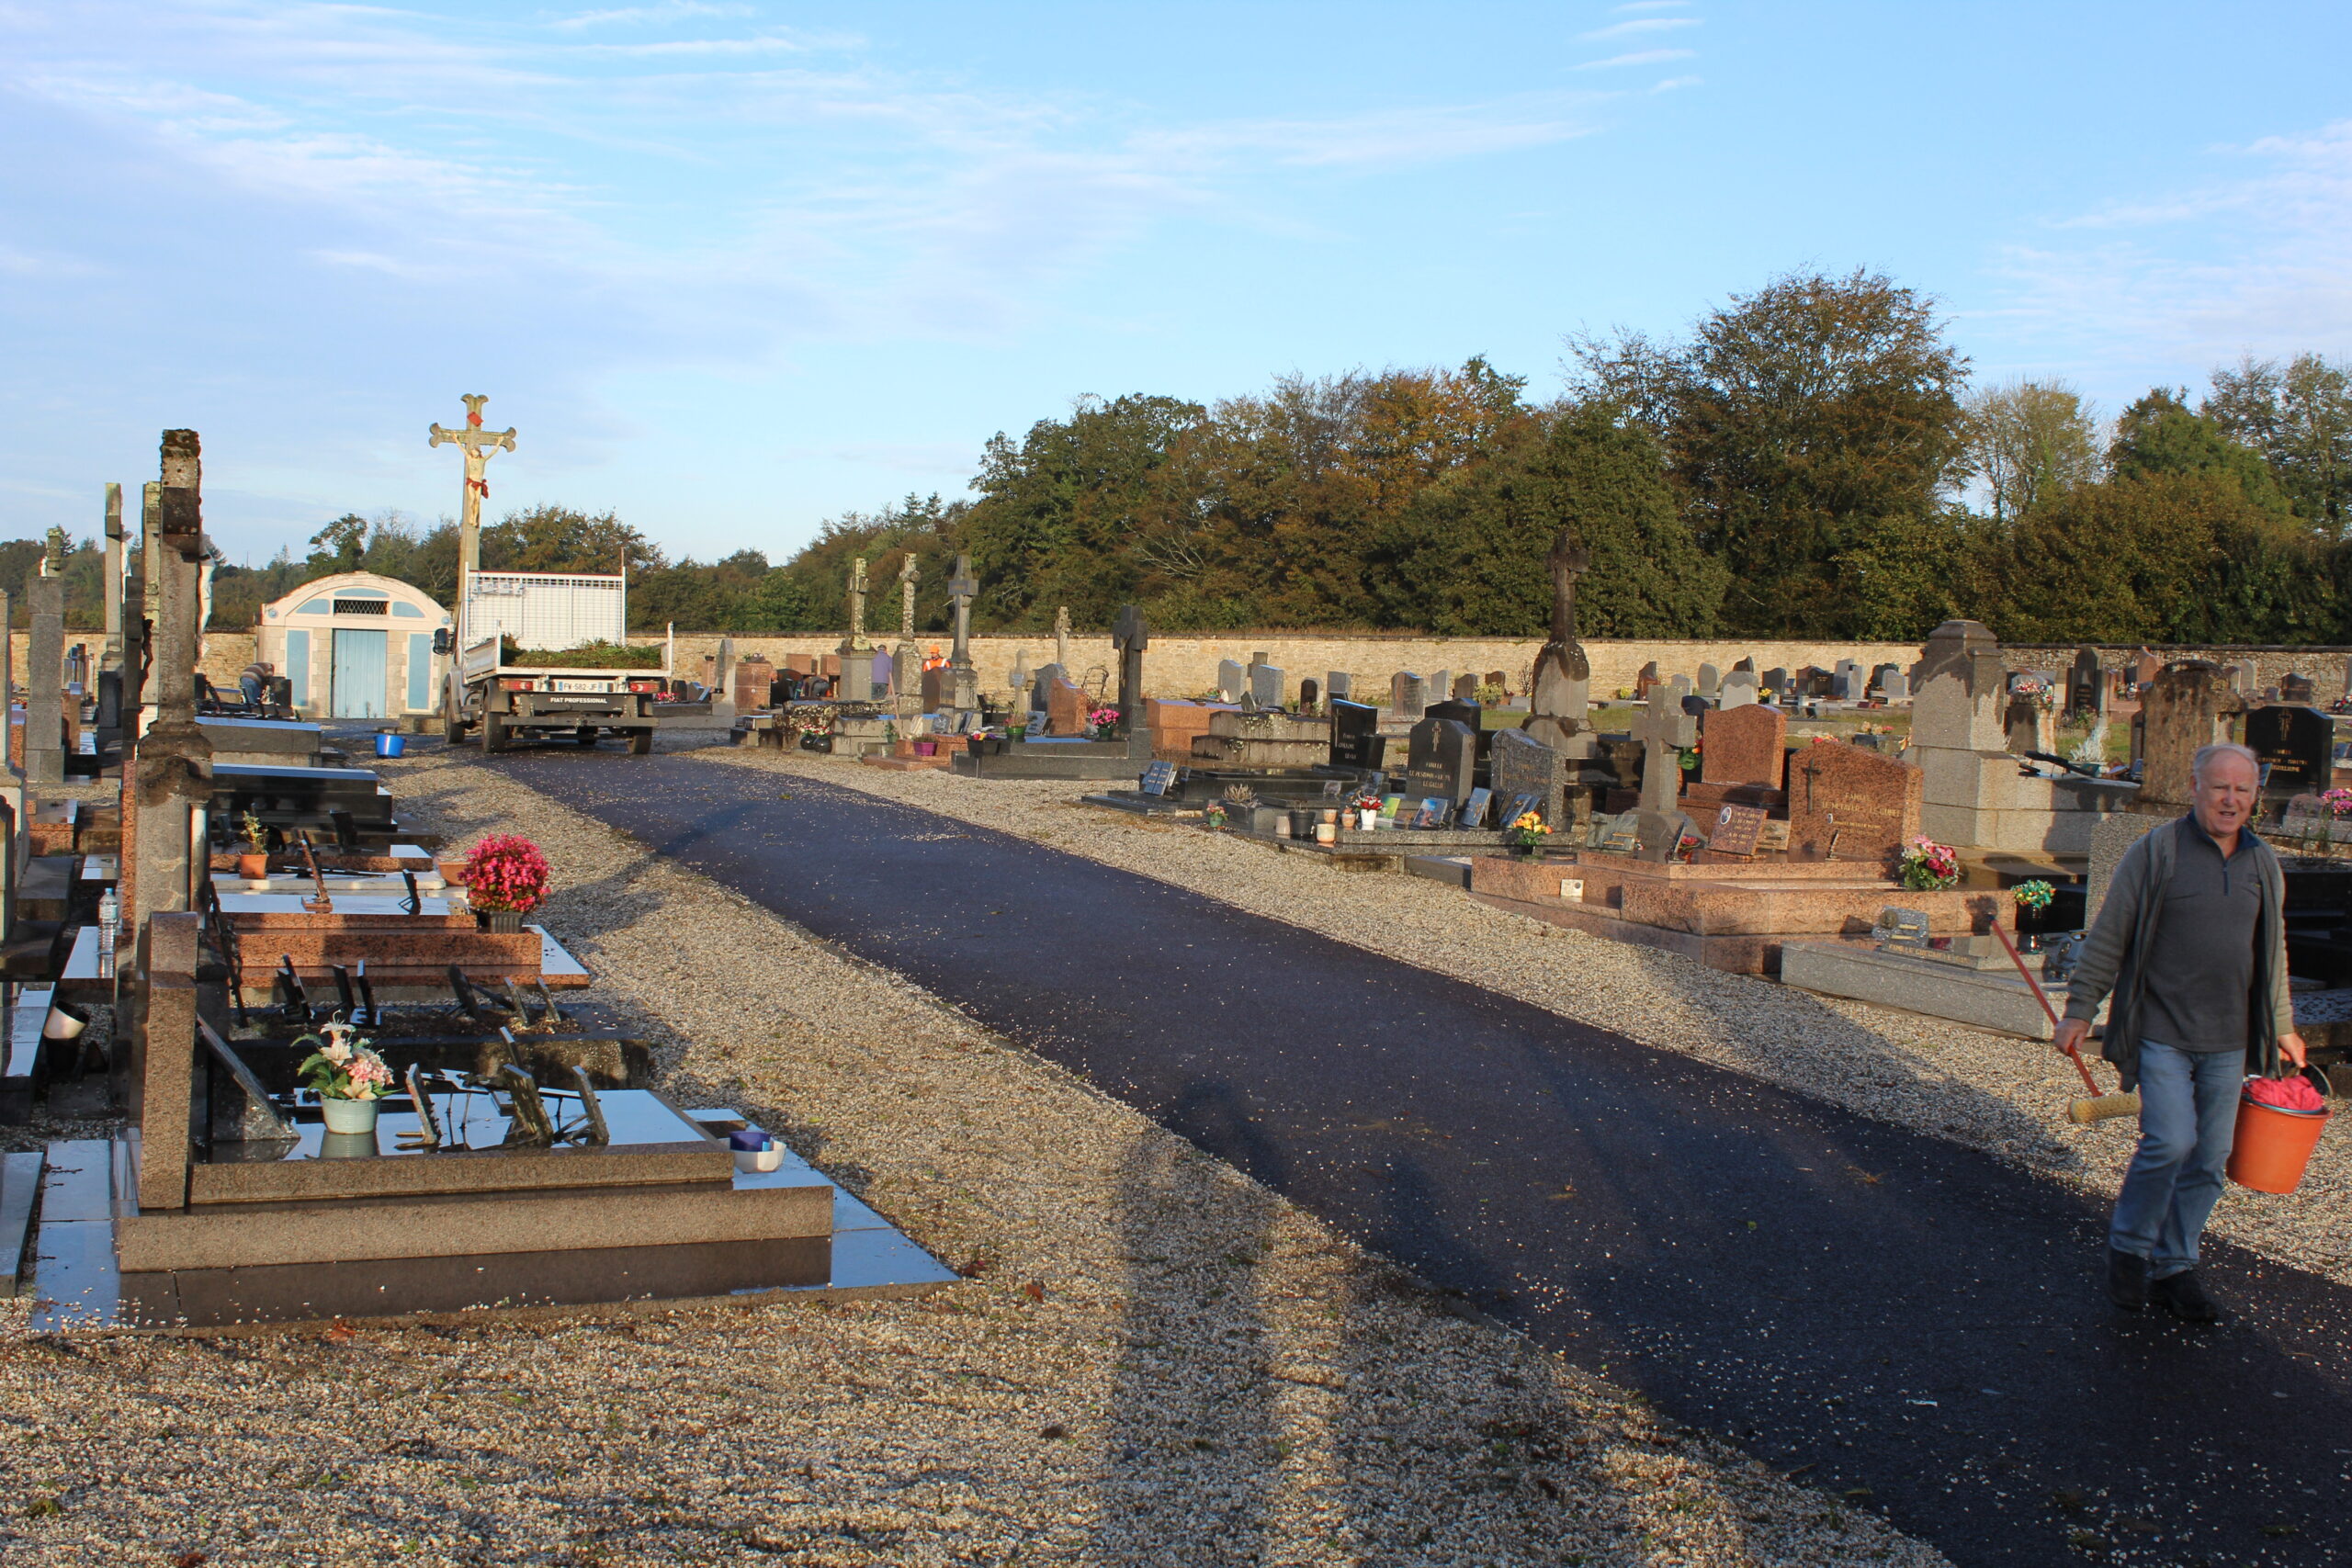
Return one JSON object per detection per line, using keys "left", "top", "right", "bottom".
{"left": 551, "top": 680, "right": 615, "bottom": 693}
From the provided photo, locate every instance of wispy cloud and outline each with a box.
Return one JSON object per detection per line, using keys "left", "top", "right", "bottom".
{"left": 1652, "top": 76, "right": 1702, "bottom": 93}
{"left": 549, "top": 2, "right": 753, "bottom": 30}
{"left": 1579, "top": 17, "right": 1701, "bottom": 41}
{"left": 1576, "top": 49, "right": 1695, "bottom": 71}
{"left": 1982, "top": 118, "right": 2352, "bottom": 380}
{"left": 1613, "top": 2, "right": 1693, "bottom": 11}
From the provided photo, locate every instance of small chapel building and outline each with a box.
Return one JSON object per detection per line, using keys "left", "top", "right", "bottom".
{"left": 255, "top": 572, "right": 453, "bottom": 721}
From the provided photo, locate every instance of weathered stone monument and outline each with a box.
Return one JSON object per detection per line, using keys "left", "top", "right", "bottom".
{"left": 1216, "top": 659, "right": 1244, "bottom": 704}
{"left": 1112, "top": 604, "right": 1148, "bottom": 731}
{"left": 1053, "top": 605, "right": 1073, "bottom": 671}
{"left": 839, "top": 557, "right": 877, "bottom": 701}
{"left": 2067, "top": 646, "right": 2105, "bottom": 716}
{"left": 1523, "top": 528, "right": 1593, "bottom": 752}
{"left": 1390, "top": 671, "right": 1427, "bottom": 721}
{"left": 1913, "top": 619, "right": 2130, "bottom": 853}
{"left": 25, "top": 544, "right": 65, "bottom": 786}
{"left": 1247, "top": 653, "right": 1284, "bottom": 710}
{"left": 946, "top": 555, "right": 980, "bottom": 714}
{"left": 1490, "top": 728, "right": 1566, "bottom": 828}
{"left": 1632, "top": 697, "right": 1696, "bottom": 860}
{"left": 893, "top": 552, "right": 922, "bottom": 723}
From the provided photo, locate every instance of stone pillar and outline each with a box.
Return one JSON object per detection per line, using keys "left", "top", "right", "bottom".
{"left": 24, "top": 576, "right": 64, "bottom": 785}
{"left": 103, "top": 483, "right": 125, "bottom": 669}
{"left": 131, "top": 430, "right": 214, "bottom": 943}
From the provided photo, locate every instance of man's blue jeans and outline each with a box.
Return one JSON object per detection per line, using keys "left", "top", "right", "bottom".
{"left": 2110, "top": 1040, "right": 2245, "bottom": 1279}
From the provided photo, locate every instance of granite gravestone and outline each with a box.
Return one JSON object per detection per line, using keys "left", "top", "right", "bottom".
{"left": 2244, "top": 704, "right": 2332, "bottom": 799}
{"left": 1633, "top": 698, "right": 1697, "bottom": 861}
{"left": 2066, "top": 647, "right": 2104, "bottom": 716}
{"left": 1708, "top": 803, "right": 1767, "bottom": 857}
{"left": 1490, "top": 728, "right": 1566, "bottom": 828}
{"left": 1299, "top": 678, "right": 1320, "bottom": 709}
{"left": 1329, "top": 699, "right": 1385, "bottom": 770}
{"left": 1634, "top": 660, "right": 1661, "bottom": 698}
{"left": 1832, "top": 660, "right": 1863, "bottom": 701}
{"left": 2281, "top": 671, "right": 2315, "bottom": 705}
{"left": 1878, "top": 666, "right": 1909, "bottom": 701}
{"left": 1405, "top": 717, "right": 1478, "bottom": 808}
{"left": 1248, "top": 657, "right": 1284, "bottom": 710}
{"left": 1787, "top": 740, "right": 1924, "bottom": 868}
{"left": 1216, "top": 659, "right": 1245, "bottom": 704}
{"left": 1452, "top": 673, "right": 1479, "bottom": 701}
{"left": 1391, "top": 671, "right": 1427, "bottom": 720}
{"left": 1696, "top": 663, "right": 1721, "bottom": 699}
{"left": 1762, "top": 667, "right": 1790, "bottom": 697}
{"left": 1428, "top": 670, "right": 1453, "bottom": 709}
{"left": 1701, "top": 702, "right": 1787, "bottom": 792}
{"left": 1718, "top": 670, "right": 1759, "bottom": 709}
{"left": 1326, "top": 671, "right": 1352, "bottom": 702}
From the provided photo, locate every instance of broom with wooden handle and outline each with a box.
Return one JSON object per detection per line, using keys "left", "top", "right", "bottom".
{"left": 1992, "top": 922, "right": 2142, "bottom": 1123}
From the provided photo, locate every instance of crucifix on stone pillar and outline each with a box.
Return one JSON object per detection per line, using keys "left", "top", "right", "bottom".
{"left": 898, "top": 551, "right": 920, "bottom": 641}
{"left": 947, "top": 555, "right": 979, "bottom": 711}
{"left": 1525, "top": 527, "right": 1593, "bottom": 752}
{"left": 1112, "top": 604, "right": 1149, "bottom": 729}
{"left": 428, "top": 394, "right": 516, "bottom": 648}
{"left": 103, "top": 483, "right": 126, "bottom": 671}
{"left": 842, "top": 557, "right": 873, "bottom": 652}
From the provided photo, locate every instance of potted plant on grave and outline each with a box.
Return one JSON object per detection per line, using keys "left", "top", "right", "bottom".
{"left": 2012, "top": 879, "right": 2055, "bottom": 951}
{"left": 1087, "top": 705, "right": 1122, "bottom": 740}
{"left": 1508, "top": 811, "right": 1554, "bottom": 858}
{"left": 462, "top": 833, "right": 550, "bottom": 933}
{"left": 1898, "top": 836, "right": 1962, "bottom": 892}
{"left": 236, "top": 810, "right": 269, "bottom": 882}
{"left": 1351, "top": 794, "right": 1383, "bottom": 831}
{"left": 298, "top": 1020, "right": 395, "bottom": 1134}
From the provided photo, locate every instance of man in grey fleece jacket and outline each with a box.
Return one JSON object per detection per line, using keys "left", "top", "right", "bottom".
{"left": 2057, "top": 741, "right": 2308, "bottom": 1322}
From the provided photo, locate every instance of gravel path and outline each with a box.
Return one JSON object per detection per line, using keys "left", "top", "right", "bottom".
{"left": 695, "top": 745, "right": 2352, "bottom": 1291}
{"left": 0, "top": 741, "right": 1937, "bottom": 1568}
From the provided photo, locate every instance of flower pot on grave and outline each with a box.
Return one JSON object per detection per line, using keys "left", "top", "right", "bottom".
{"left": 913, "top": 739, "right": 938, "bottom": 757}
{"left": 477, "top": 910, "right": 525, "bottom": 933}
{"left": 236, "top": 852, "right": 268, "bottom": 880}
{"left": 2014, "top": 903, "right": 2046, "bottom": 952}
{"left": 1357, "top": 810, "right": 1379, "bottom": 830}
{"left": 321, "top": 1096, "right": 380, "bottom": 1135}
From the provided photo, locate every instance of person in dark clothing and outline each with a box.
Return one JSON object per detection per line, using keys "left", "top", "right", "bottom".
{"left": 2059, "top": 741, "right": 2308, "bottom": 1322}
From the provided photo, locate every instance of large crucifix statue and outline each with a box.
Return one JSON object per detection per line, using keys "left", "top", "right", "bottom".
{"left": 842, "top": 557, "right": 872, "bottom": 652}
{"left": 947, "top": 555, "right": 979, "bottom": 712}
{"left": 1522, "top": 525, "right": 1592, "bottom": 754}
{"left": 428, "top": 394, "right": 517, "bottom": 641}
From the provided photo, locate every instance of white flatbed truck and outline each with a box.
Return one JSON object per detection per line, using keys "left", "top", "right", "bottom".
{"left": 439, "top": 570, "right": 670, "bottom": 754}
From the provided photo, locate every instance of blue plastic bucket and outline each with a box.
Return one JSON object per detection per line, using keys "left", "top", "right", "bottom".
{"left": 375, "top": 732, "right": 406, "bottom": 759}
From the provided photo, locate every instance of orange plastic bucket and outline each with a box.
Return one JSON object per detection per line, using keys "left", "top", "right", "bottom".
{"left": 2227, "top": 1092, "right": 2331, "bottom": 1194}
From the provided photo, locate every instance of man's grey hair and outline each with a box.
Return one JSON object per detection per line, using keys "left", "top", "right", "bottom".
{"left": 2191, "top": 741, "right": 2260, "bottom": 784}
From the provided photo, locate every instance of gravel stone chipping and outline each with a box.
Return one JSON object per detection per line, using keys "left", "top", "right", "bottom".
{"left": 704, "top": 746, "right": 2352, "bottom": 1291}
{"left": 0, "top": 742, "right": 1940, "bottom": 1568}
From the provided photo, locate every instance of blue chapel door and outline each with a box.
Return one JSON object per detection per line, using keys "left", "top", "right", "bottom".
{"left": 330, "top": 628, "right": 387, "bottom": 718}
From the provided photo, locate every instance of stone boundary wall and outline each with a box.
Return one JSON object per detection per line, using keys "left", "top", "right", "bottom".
{"left": 13, "top": 629, "right": 258, "bottom": 690}
{"left": 622, "top": 632, "right": 1930, "bottom": 704}
{"left": 2002, "top": 643, "right": 2352, "bottom": 695}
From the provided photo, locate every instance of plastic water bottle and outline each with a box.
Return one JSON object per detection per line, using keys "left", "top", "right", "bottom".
{"left": 96, "top": 889, "right": 119, "bottom": 980}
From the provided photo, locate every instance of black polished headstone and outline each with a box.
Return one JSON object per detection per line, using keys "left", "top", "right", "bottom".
{"left": 2245, "top": 705, "right": 2334, "bottom": 797}
{"left": 1405, "top": 717, "right": 1477, "bottom": 807}
{"left": 1328, "top": 699, "right": 1384, "bottom": 770}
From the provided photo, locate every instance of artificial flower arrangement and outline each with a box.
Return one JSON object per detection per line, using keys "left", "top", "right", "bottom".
{"left": 1087, "top": 705, "right": 1122, "bottom": 739}
{"left": 2009, "top": 674, "right": 2055, "bottom": 711}
{"left": 462, "top": 833, "right": 551, "bottom": 915}
{"left": 2012, "top": 878, "right": 2055, "bottom": 912}
{"left": 1508, "top": 810, "right": 1554, "bottom": 850}
{"left": 299, "top": 1020, "right": 394, "bottom": 1103}
{"left": 2324, "top": 787, "right": 2352, "bottom": 818}
{"left": 1899, "top": 836, "right": 1962, "bottom": 891}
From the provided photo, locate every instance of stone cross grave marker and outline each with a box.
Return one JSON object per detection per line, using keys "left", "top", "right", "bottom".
{"left": 842, "top": 556, "right": 873, "bottom": 651}
{"left": 1634, "top": 699, "right": 1695, "bottom": 818}
{"left": 947, "top": 555, "right": 979, "bottom": 710}
{"left": 427, "top": 393, "right": 516, "bottom": 597}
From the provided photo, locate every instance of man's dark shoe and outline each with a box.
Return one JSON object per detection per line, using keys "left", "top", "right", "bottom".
{"left": 2107, "top": 1248, "right": 2148, "bottom": 1312}
{"left": 2151, "top": 1271, "right": 2222, "bottom": 1324}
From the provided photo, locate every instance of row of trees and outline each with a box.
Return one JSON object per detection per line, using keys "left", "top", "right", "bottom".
{"left": 18, "top": 270, "right": 2352, "bottom": 642}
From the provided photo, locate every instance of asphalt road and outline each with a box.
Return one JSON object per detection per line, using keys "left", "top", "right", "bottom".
{"left": 491, "top": 744, "right": 2352, "bottom": 1567}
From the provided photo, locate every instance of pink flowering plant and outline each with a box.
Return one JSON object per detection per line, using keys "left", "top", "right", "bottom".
{"left": 298, "top": 1021, "right": 394, "bottom": 1102}
{"left": 1899, "top": 836, "right": 1962, "bottom": 891}
{"left": 2323, "top": 787, "right": 2352, "bottom": 818}
{"left": 1087, "top": 705, "right": 1122, "bottom": 739}
{"left": 462, "top": 833, "right": 551, "bottom": 914}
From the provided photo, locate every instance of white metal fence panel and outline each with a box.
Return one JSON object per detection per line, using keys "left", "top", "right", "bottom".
{"left": 463, "top": 572, "right": 628, "bottom": 653}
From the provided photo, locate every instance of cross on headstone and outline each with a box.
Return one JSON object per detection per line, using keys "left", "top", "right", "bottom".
{"left": 427, "top": 394, "right": 516, "bottom": 604}
{"left": 897, "top": 551, "right": 920, "bottom": 640}
{"left": 1634, "top": 699, "right": 1695, "bottom": 817}
{"left": 1113, "top": 604, "right": 1149, "bottom": 728}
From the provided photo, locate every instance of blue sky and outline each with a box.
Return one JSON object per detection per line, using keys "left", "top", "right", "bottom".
{"left": 6, "top": 2, "right": 2351, "bottom": 568}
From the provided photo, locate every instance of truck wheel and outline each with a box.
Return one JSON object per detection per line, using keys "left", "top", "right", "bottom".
{"left": 443, "top": 688, "right": 465, "bottom": 745}
{"left": 483, "top": 713, "right": 511, "bottom": 754}
{"left": 574, "top": 728, "right": 600, "bottom": 747}
{"left": 627, "top": 728, "right": 653, "bottom": 755}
